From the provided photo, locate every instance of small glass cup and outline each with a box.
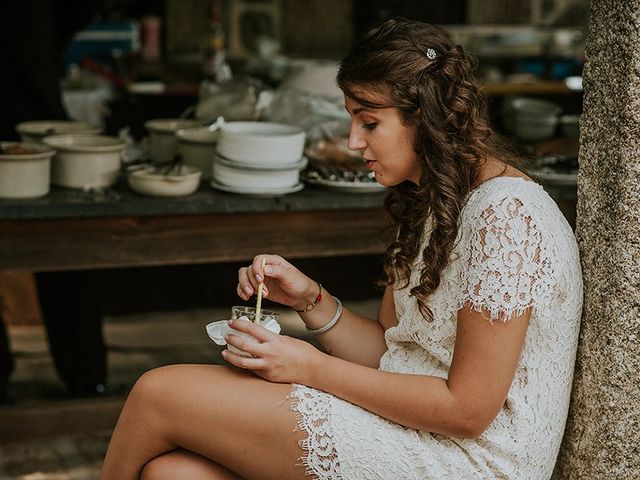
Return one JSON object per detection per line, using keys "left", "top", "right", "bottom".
{"left": 206, "top": 306, "right": 281, "bottom": 357}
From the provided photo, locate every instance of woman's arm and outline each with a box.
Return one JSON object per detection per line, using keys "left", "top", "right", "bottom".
{"left": 297, "top": 285, "right": 397, "bottom": 367}
{"left": 225, "top": 303, "right": 530, "bottom": 439}
{"left": 309, "top": 304, "right": 531, "bottom": 438}
{"left": 237, "top": 255, "right": 397, "bottom": 367}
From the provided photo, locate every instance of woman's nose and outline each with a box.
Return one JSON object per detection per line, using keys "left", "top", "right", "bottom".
{"left": 348, "top": 126, "right": 367, "bottom": 152}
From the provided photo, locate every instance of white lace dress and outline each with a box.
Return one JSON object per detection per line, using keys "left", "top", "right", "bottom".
{"left": 289, "top": 177, "right": 583, "bottom": 479}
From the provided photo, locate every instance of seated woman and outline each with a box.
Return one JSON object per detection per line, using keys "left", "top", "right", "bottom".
{"left": 100, "top": 18, "right": 583, "bottom": 480}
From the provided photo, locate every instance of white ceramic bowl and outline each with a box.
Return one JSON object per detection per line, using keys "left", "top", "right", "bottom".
{"left": 510, "top": 98, "right": 561, "bottom": 141}
{"left": 145, "top": 119, "right": 201, "bottom": 163}
{"left": 176, "top": 127, "right": 219, "bottom": 178}
{"left": 514, "top": 117, "right": 559, "bottom": 141}
{"left": 217, "top": 121, "right": 305, "bottom": 166}
{"left": 512, "top": 98, "right": 562, "bottom": 118}
{"left": 16, "top": 120, "right": 100, "bottom": 144}
{"left": 128, "top": 165, "right": 202, "bottom": 197}
{"left": 212, "top": 154, "right": 305, "bottom": 189}
{"left": 0, "top": 142, "right": 55, "bottom": 198}
{"left": 560, "top": 114, "right": 580, "bottom": 138}
{"left": 43, "top": 134, "right": 125, "bottom": 189}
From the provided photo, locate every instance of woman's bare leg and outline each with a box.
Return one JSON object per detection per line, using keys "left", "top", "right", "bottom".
{"left": 141, "top": 449, "right": 243, "bottom": 480}
{"left": 100, "top": 364, "right": 308, "bottom": 480}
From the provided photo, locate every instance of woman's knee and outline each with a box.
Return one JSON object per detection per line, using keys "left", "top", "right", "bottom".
{"left": 140, "top": 455, "right": 165, "bottom": 480}
{"left": 141, "top": 449, "right": 239, "bottom": 480}
{"left": 129, "top": 365, "right": 176, "bottom": 400}
{"left": 141, "top": 453, "right": 182, "bottom": 480}
{"left": 127, "top": 364, "right": 230, "bottom": 412}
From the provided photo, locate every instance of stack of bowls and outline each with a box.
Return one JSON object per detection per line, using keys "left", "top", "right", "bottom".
{"left": 211, "top": 122, "right": 306, "bottom": 195}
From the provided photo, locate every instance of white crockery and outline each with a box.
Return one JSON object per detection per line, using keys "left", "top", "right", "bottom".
{"left": 43, "top": 134, "right": 125, "bottom": 189}
{"left": 212, "top": 154, "right": 306, "bottom": 190}
{"left": 0, "top": 142, "right": 55, "bottom": 198}
{"left": 128, "top": 165, "right": 202, "bottom": 197}
{"left": 145, "top": 118, "right": 201, "bottom": 163}
{"left": 210, "top": 179, "right": 304, "bottom": 196}
{"left": 217, "top": 121, "right": 305, "bottom": 166}
{"left": 510, "top": 98, "right": 561, "bottom": 141}
{"left": 16, "top": 120, "right": 100, "bottom": 144}
{"left": 176, "top": 127, "right": 219, "bottom": 178}
{"left": 559, "top": 114, "right": 580, "bottom": 138}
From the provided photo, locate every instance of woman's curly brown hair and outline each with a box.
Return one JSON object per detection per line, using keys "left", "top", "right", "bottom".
{"left": 337, "top": 18, "right": 518, "bottom": 321}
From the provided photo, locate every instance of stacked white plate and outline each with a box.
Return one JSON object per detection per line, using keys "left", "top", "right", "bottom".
{"left": 211, "top": 121, "right": 306, "bottom": 195}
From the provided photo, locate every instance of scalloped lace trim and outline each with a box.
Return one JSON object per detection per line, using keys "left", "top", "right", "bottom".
{"left": 457, "top": 193, "right": 556, "bottom": 322}
{"left": 288, "top": 384, "right": 341, "bottom": 479}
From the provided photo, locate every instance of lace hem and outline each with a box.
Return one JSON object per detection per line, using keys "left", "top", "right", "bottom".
{"left": 288, "top": 384, "right": 341, "bottom": 479}
{"left": 458, "top": 297, "right": 537, "bottom": 324}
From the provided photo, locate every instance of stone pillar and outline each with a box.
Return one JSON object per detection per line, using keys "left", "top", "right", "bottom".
{"left": 555, "top": 1, "right": 640, "bottom": 477}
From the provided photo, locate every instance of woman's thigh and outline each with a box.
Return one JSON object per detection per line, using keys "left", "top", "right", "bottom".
{"left": 132, "top": 364, "right": 308, "bottom": 480}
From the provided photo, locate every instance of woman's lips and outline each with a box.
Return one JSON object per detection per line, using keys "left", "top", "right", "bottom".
{"left": 365, "top": 159, "right": 376, "bottom": 169}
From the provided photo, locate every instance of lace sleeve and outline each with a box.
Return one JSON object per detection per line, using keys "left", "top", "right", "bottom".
{"left": 460, "top": 194, "right": 554, "bottom": 322}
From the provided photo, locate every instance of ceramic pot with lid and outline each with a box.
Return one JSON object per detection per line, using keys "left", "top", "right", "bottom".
{"left": 43, "top": 134, "right": 126, "bottom": 189}
{"left": 145, "top": 119, "right": 201, "bottom": 163}
{"left": 16, "top": 120, "right": 100, "bottom": 144}
{"left": 176, "top": 127, "right": 219, "bottom": 178}
{"left": 0, "top": 142, "right": 55, "bottom": 198}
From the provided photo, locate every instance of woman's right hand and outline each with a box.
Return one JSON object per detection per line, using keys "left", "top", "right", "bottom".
{"left": 237, "top": 254, "right": 317, "bottom": 310}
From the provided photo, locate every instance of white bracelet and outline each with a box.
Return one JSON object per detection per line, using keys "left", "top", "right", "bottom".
{"left": 307, "top": 296, "right": 343, "bottom": 335}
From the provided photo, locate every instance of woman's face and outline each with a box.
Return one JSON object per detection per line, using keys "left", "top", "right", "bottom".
{"left": 345, "top": 94, "right": 421, "bottom": 186}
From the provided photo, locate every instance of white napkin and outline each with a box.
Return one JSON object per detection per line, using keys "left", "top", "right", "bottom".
{"left": 205, "top": 317, "right": 281, "bottom": 357}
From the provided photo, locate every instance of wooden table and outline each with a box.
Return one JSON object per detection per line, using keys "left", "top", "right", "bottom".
{"left": 0, "top": 179, "right": 575, "bottom": 324}
{"left": 0, "top": 184, "right": 392, "bottom": 272}
{"left": 0, "top": 177, "right": 578, "bottom": 272}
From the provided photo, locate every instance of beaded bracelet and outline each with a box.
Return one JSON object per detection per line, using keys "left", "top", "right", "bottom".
{"left": 307, "top": 296, "right": 343, "bottom": 335}
{"left": 295, "top": 282, "right": 323, "bottom": 313}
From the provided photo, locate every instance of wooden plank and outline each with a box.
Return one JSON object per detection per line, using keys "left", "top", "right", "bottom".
{"left": 0, "top": 209, "right": 393, "bottom": 271}
{"left": 0, "top": 271, "right": 42, "bottom": 325}
{"left": 0, "top": 397, "right": 121, "bottom": 442}
{"left": 484, "top": 81, "right": 573, "bottom": 96}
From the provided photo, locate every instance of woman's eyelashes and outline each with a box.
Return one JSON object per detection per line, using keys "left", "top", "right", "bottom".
{"left": 363, "top": 122, "right": 377, "bottom": 130}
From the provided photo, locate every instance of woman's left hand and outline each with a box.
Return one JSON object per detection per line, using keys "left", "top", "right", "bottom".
{"left": 222, "top": 318, "right": 324, "bottom": 385}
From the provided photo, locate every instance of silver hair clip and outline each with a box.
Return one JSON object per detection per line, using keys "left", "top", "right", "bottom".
{"left": 426, "top": 48, "right": 437, "bottom": 60}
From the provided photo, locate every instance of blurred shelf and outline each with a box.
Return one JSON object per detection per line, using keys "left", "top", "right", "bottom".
{"left": 533, "top": 137, "right": 579, "bottom": 156}
{"left": 484, "top": 81, "right": 573, "bottom": 96}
